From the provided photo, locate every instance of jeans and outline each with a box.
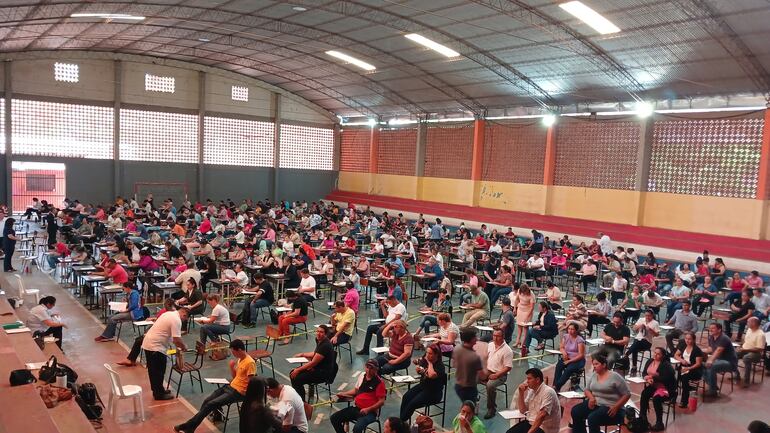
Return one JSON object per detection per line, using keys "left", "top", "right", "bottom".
{"left": 101, "top": 312, "right": 133, "bottom": 339}
{"left": 291, "top": 368, "right": 328, "bottom": 401}
{"left": 330, "top": 406, "right": 377, "bottom": 433}
{"left": 489, "top": 286, "right": 512, "bottom": 309}
{"left": 665, "top": 328, "right": 683, "bottom": 354}
{"left": 376, "top": 354, "right": 410, "bottom": 375}
{"left": 625, "top": 339, "right": 652, "bottom": 369}
{"left": 704, "top": 359, "right": 736, "bottom": 392}
{"left": 241, "top": 298, "right": 271, "bottom": 324}
{"left": 738, "top": 351, "right": 761, "bottom": 384}
{"left": 553, "top": 357, "right": 585, "bottom": 391}
{"left": 400, "top": 383, "right": 443, "bottom": 421}
{"left": 199, "top": 323, "right": 230, "bottom": 345}
{"left": 657, "top": 284, "right": 673, "bottom": 296}
{"left": 145, "top": 350, "right": 168, "bottom": 397}
{"left": 418, "top": 315, "right": 439, "bottom": 334}
{"left": 360, "top": 323, "right": 384, "bottom": 351}
{"left": 454, "top": 384, "right": 478, "bottom": 403}
{"left": 570, "top": 400, "right": 625, "bottom": 433}
{"left": 177, "top": 385, "right": 243, "bottom": 431}
{"left": 483, "top": 373, "right": 508, "bottom": 410}
{"left": 524, "top": 328, "right": 556, "bottom": 349}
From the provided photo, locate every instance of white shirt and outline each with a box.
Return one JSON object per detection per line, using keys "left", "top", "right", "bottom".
{"left": 234, "top": 271, "right": 249, "bottom": 287}
{"left": 276, "top": 385, "right": 308, "bottom": 433}
{"left": 27, "top": 304, "right": 54, "bottom": 333}
{"left": 599, "top": 235, "right": 612, "bottom": 255}
{"left": 433, "top": 253, "right": 444, "bottom": 271}
{"left": 141, "top": 311, "right": 183, "bottom": 352}
{"left": 210, "top": 304, "right": 231, "bottom": 326}
{"left": 283, "top": 241, "right": 295, "bottom": 257}
{"left": 486, "top": 341, "right": 513, "bottom": 373}
{"left": 386, "top": 302, "right": 407, "bottom": 324}
{"left": 234, "top": 231, "right": 245, "bottom": 244}
{"left": 488, "top": 244, "right": 502, "bottom": 254}
{"left": 300, "top": 276, "right": 316, "bottom": 298}
{"left": 527, "top": 257, "right": 544, "bottom": 269}
{"left": 175, "top": 268, "right": 202, "bottom": 286}
{"left": 633, "top": 318, "right": 660, "bottom": 344}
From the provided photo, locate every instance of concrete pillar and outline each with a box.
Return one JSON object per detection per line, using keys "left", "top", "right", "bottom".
{"left": 4, "top": 61, "right": 11, "bottom": 210}
{"left": 471, "top": 119, "right": 485, "bottom": 207}
{"left": 197, "top": 71, "right": 206, "bottom": 201}
{"left": 542, "top": 124, "right": 557, "bottom": 215}
{"left": 271, "top": 93, "right": 282, "bottom": 201}
{"left": 113, "top": 60, "right": 122, "bottom": 199}
{"left": 635, "top": 116, "right": 655, "bottom": 226}
{"left": 757, "top": 109, "right": 770, "bottom": 239}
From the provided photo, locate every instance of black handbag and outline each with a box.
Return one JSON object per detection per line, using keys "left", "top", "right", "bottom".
{"left": 9, "top": 369, "right": 36, "bottom": 386}
{"left": 38, "top": 355, "right": 78, "bottom": 384}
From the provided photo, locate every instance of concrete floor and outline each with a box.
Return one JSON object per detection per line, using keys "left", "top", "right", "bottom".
{"left": 3, "top": 241, "right": 767, "bottom": 432}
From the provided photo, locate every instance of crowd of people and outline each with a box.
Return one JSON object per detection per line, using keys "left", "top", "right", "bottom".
{"left": 5, "top": 194, "right": 770, "bottom": 433}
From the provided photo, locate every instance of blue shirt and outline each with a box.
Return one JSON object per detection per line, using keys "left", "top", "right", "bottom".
{"left": 388, "top": 257, "right": 406, "bottom": 277}
{"left": 127, "top": 289, "right": 143, "bottom": 320}
{"left": 425, "top": 263, "right": 444, "bottom": 283}
{"left": 430, "top": 224, "right": 444, "bottom": 240}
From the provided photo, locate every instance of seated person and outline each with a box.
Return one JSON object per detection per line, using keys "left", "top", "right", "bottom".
{"left": 600, "top": 312, "right": 631, "bottom": 369}
{"left": 638, "top": 347, "right": 677, "bottom": 432}
{"left": 693, "top": 276, "right": 718, "bottom": 317}
{"left": 460, "top": 285, "right": 490, "bottom": 328}
{"left": 560, "top": 294, "right": 587, "bottom": 332}
{"left": 266, "top": 378, "right": 309, "bottom": 433}
{"left": 622, "top": 309, "right": 660, "bottom": 375}
{"left": 487, "top": 265, "right": 513, "bottom": 308}
{"left": 297, "top": 268, "right": 317, "bottom": 303}
{"left": 664, "top": 300, "right": 698, "bottom": 353}
{"left": 422, "top": 313, "right": 459, "bottom": 357}
{"left": 452, "top": 401, "right": 485, "bottom": 433}
{"left": 290, "top": 325, "right": 337, "bottom": 401}
{"left": 586, "top": 292, "right": 612, "bottom": 336}
{"left": 751, "top": 287, "right": 770, "bottom": 321}
{"left": 724, "top": 289, "right": 754, "bottom": 341}
{"left": 400, "top": 344, "right": 447, "bottom": 421}
{"left": 486, "top": 297, "right": 516, "bottom": 345}
{"left": 27, "top": 296, "right": 66, "bottom": 350}
{"left": 526, "top": 252, "right": 547, "bottom": 286}
{"left": 95, "top": 282, "right": 143, "bottom": 342}
{"left": 173, "top": 277, "right": 205, "bottom": 332}
{"left": 330, "top": 359, "right": 386, "bottom": 433}
{"left": 505, "top": 367, "right": 561, "bottom": 433}
{"left": 414, "top": 289, "right": 452, "bottom": 338}
{"left": 569, "top": 354, "right": 631, "bottom": 433}
{"left": 481, "top": 329, "right": 513, "bottom": 419}
{"left": 385, "top": 252, "right": 406, "bottom": 279}
{"left": 223, "top": 263, "right": 249, "bottom": 290}
{"left": 618, "top": 286, "right": 644, "bottom": 323}
{"left": 641, "top": 289, "right": 664, "bottom": 316}
{"left": 239, "top": 272, "right": 274, "bottom": 327}
{"left": 376, "top": 320, "right": 413, "bottom": 375}
{"left": 673, "top": 331, "right": 704, "bottom": 408}
{"left": 278, "top": 291, "right": 309, "bottom": 345}
{"left": 544, "top": 281, "right": 563, "bottom": 310}
{"left": 665, "top": 278, "right": 690, "bottom": 321}
{"left": 330, "top": 301, "right": 355, "bottom": 346}
{"left": 420, "top": 257, "right": 444, "bottom": 307}
{"left": 173, "top": 339, "right": 255, "bottom": 433}
{"left": 357, "top": 296, "right": 406, "bottom": 354}
{"left": 198, "top": 294, "right": 231, "bottom": 345}
{"left": 524, "top": 301, "right": 558, "bottom": 352}
{"left": 553, "top": 323, "right": 586, "bottom": 391}
{"left": 737, "top": 317, "right": 764, "bottom": 388}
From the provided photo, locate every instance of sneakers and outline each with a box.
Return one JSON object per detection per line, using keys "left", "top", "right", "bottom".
{"left": 94, "top": 336, "right": 112, "bottom": 342}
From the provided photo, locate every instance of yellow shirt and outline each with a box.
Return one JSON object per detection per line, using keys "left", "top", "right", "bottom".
{"left": 230, "top": 355, "right": 256, "bottom": 394}
{"left": 334, "top": 308, "right": 356, "bottom": 336}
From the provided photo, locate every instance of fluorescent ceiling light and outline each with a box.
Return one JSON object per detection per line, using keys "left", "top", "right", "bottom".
{"left": 198, "top": 38, "right": 210, "bottom": 42}
{"left": 404, "top": 34, "right": 460, "bottom": 58}
{"left": 367, "top": 118, "right": 377, "bottom": 127}
{"left": 325, "top": 50, "right": 376, "bottom": 71}
{"left": 636, "top": 101, "right": 654, "bottom": 118}
{"left": 542, "top": 114, "right": 557, "bottom": 127}
{"left": 559, "top": 1, "right": 620, "bottom": 35}
{"left": 71, "top": 13, "right": 145, "bottom": 21}
{"left": 292, "top": 6, "right": 308, "bottom": 12}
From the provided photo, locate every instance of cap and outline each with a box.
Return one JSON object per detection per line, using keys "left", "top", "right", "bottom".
{"left": 365, "top": 359, "right": 379, "bottom": 370}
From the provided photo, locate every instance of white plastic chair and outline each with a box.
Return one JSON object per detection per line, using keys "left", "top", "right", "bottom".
{"left": 14, "top": 274, "right": 39, "bottom": 305}
{"left": 104, "top": 363, "right": 145, "bottom": 421}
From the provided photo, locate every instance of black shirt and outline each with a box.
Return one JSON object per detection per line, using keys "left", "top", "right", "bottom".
{"left": 257, "top": 281, "right": 275, "bottom": 304}
{"left": 419, "top": 358, "right": 447, "bottom": 396}
{"left": 284, "top": 264, "right": 300, "bottom": 288}
{"left": 314, "top": 338, "right": 335, "bottom": 376}
{"left": 2, "top": 224, "right": 15, "bottom": 249}
{"left": 602, "top": 323, "right": 631, "bottom": 352}
{"left": 731, "top": 299, "right": 755, "bottom": 319}
{"left": 292, "top": 297, "right": 308, "bottom": 317}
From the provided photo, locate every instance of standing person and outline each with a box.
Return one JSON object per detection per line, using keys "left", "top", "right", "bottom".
{"left": 265, "top": 378, "right": 308, "bottom": 433}
{"left": 27, "top": 296, "right": 67, "bottom": 350}
{"left": 514, "top": 283, "right": 535, "bottom": 347}
{"left": 3, "top": 217, "right": 18, "bottom": 272}
{"left": 239, "top": 377, "right": 282, "bottom": 433}
{"left": 141, "top": 307, "right": 189, "bottom": 400}
{"left": 46, "top": 209, "right": 59, "bottom": 249}
{"left": 481, "top": 329, "right": 513, "bottom": 419}
{"left": 174, "top": 339, "right": 255, "bottom": 433}
{"left": 505, "top": 368, "right": 561, "bottom": 433}
{"left": 569, "top": 354, "right": 631, "bottom": 433}
{"left": 331, "top": 359, "right": 387, "bottom": 433}
{"left": 452, "top": 327, "right": 483, "bottom": 402}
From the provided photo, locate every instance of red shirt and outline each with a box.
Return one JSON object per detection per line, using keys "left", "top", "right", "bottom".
{"left": 55, "top": 242, "right": 70, "bottom": 256}
{"left": 109, "top": 265, "right": 129, "bottom": 284}
{"left": 354, "top": 375, "right": 386, "bottom": 409}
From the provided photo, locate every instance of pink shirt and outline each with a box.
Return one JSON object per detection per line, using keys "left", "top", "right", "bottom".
{"left": 344, "top": 288, "right": 360, "bottom": 314}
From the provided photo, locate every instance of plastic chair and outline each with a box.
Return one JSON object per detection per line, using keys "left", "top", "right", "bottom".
{"left": 14, "top": 274, "right": 39, "bottom": 305}
{"left": 104, "top": 363, "right": 145, "bottom": 421}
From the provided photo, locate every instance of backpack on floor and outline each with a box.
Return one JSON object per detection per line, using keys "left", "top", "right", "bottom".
{"left": 625, "top": 408, "right": 650, "bottom": 433}
{"left": 269, "top": 308, "right": 279, "bottom": 325}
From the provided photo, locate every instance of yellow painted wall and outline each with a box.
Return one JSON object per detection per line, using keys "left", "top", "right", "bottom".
{"left": 546, "top": 186, "right": 642, "bottom": 226}
{"left": 478, "top": 181, "right": 547, "bottom": 214}
{"left": 336, "top": 174, "right": 770, "bottom": 240}
{"left": 338, "top": 171, "right": 370, "bottom": 194}
{"left": 418, "top": 177, "right": 475, "bottom": 206}
{"left": 371, "top": 173, "right": 419, "bottom": 200}
{"left": 642, "top": 192, "right": 763, "bottom": 239}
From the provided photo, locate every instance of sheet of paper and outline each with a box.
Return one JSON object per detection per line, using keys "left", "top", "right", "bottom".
{"left": 498, "top": 410, "right": 526, "bottom": 419}
{"left": 659, "top": 325, "right": 674, "bottom": 330}
{"left": 108, "top": 301, "right": 127, "bottom": 311}
{"left": 133, "top": 320, "right": 154, "bottom": 326}
{"left": 475, "top": 325, "right": 493, "bottom": 331}
{"left": 559, "top": 391, "right": 585, "bottom": 399}
{"left": 391, "top": 375, "right": 418, "bottom": 383}
{"left": 626, "top": 376, "right": 646, "bottom": 384}
{"left": 371, "top": 347, "right": 390, "bottom": 353}
{"left": 25, "top": 362, "right": 46, "bottom": 370}
{"left": 545, "top": 349, "right": 561, "bottom": 355}
{"left": 287, "top": 357, "right": 309, "bottom": 363}
{"left": 6, "top": 327, "right": 31, "bottom": 334}
{"left": 204, "top": 378, "right": 230, "bottom": 384}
